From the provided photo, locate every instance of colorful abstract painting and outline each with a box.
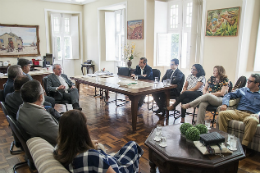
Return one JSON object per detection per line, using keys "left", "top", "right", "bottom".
{"left": 206, "top": 7, "right": 240, "bottom": 36}
{"left": 127, "top": 20, "right": 144, "bottom": 39}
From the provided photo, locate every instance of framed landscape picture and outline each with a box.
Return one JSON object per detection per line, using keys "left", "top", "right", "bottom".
{"left": 0, "top": 24, "right": 40, "bottom": 57}
{"left": 205, "top": 7, "right": 240, "bottom": 36}
{"left": 127, "top": 20, "right": 144, "bottom": 39}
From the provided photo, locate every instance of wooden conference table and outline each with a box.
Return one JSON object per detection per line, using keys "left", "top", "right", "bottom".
{"left": 71, "top": 75, "right": 177, "bottom": 131}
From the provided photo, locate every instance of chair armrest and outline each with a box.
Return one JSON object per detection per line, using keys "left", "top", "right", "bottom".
{"left": 229, "top": 98, "right": 240, "bottom": 107}
{"left": 27, "top": 137, "right": 69, "bottom": 173}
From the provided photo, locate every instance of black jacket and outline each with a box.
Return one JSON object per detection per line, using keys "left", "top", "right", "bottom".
{"left": 162, "top": 68, "right": 184, "bottom": 94}
{"left": 134, "top": 65, "right": 153, "bottom": 80}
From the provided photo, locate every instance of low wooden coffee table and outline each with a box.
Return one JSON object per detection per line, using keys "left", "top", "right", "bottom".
{"left": 145, "top": 124, "right": 245, "bottom": 173}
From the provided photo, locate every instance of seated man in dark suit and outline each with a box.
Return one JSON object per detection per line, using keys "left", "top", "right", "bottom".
{"left": 131, "top": 57, "right": 153, "bottom": 107}
{"left": 47, "top": 64, "right": 82, "bottom": 110}
{"left": 17, "top": 58, "right": 55, "bottom": 107}
{"left": 4, "top": 65, "right": 23, "bottom": 98}
{"left": 152, "top": 59, "right": 184, "bottom": 114}
{"left": 17, "top": 80, "right": 59, "bottom": 146}
{"left": 5, "top": 76, "right": 30, "bottom": 118}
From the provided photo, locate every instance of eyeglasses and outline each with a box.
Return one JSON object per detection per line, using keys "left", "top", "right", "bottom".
{"left": 191, "top": 68, "right": 197, "bottom": 71}
{"left": 247, "top": 79, "right": 256, "bottom": 83}
{"left": 171, "top": 64, "right": 175, "bottom": 66}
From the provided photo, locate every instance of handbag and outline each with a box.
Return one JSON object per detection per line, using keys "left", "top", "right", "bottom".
{"left": 200, "top": 132, "right": 225, "bottom": 146}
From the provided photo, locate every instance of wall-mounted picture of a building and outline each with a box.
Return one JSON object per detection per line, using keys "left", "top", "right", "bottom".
{"left": 0, "top": 25, "right": 40, "bottom": 57}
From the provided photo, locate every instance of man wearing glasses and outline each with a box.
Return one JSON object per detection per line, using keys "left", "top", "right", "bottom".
{"left": 152, "top": 59, "right": 184, "bottom": 114}
{"left": 218, "top": 74, "right": 260, "bottom": 152}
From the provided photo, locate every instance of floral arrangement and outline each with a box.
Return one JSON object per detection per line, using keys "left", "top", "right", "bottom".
{"left": 124, "top": 43, "right": 137, "bottom": 61}
{"left": 195, "top": 124, "right": 208, "bottom": 134}
{"left": 180, "top": 123, "right": 192, "bottom": 135}
{"left": 186, "top": 127, "right": 200, "bottom": 141}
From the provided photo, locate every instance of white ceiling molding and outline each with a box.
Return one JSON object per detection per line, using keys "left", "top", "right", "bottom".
{"left": 39, "top": 0, "right": 96, "bottom": 5}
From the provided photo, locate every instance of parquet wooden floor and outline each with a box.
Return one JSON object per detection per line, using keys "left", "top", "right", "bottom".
{"left": 0, "top": 84, "right": 260, "bottom": 173}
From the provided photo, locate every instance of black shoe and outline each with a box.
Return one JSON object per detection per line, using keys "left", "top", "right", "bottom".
{"left": 73, "top": 103, "right": 82, "bottom": 111}
{"left": 154, "top": 108, "right": 162, "bottom": 114}
{"left": 242, "top": 145, "right": 247, "bottom": 155}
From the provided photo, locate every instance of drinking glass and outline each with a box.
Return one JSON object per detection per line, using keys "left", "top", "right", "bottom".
{"left": 166, "top": 79, "right": 171, "bottom": 85}
{"left": 230, "top": 136, "right": 237, "bottom": 150}
{"left": 157, "top": 124, "right": 162, "bottom": 132}
{"left": 159, "top": 137, "right": 167, "bottom": 147}
{"left": 154, "top": 77, "right": 158, "bottom": 84}
{"left": 134, "top": 75, "right": 138, "bottom": 81}
{"left": 163, "top": 80, "right": 167, "bottom": 86}
{"left": 205, "top": 119, "right": 211, "bottom": 130}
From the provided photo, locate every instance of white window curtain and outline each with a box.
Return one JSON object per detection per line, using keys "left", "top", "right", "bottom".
{"left": 254, "top": 18, "right": 260, "bottom": 71}
{"left": 190, "top": 0, "right": 204, "bottom": 64}
{"left": 51, "top": 13, "right": 79, "bottom": 60}
{"left": 105, "top": 9, "right": 125, "bottom": 62}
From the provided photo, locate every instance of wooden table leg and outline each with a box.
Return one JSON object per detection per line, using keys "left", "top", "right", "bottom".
{"left": 164, "top": 89, "right": 170, "bottom": 117}
{"left": 129, "top": 95, "right": 141, "bottom": 132}
{"left": 149, "top": 160, "right": 156, "bottom": 173}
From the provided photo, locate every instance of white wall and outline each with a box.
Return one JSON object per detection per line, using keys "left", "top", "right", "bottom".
{"left": 202, "top": 0, "right": 243, "bottom": 83}
{"left": 0, "top": 0, "right": 83, "bottom": 76}
{"left": 83, "top": 0, "right": 145, "bottom": 73}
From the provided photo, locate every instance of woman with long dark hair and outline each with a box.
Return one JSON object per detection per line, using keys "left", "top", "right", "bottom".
{"left": 181, "top": 66, "right": 229, "bottom": 125}
{"left": 167, "top": 64, "right": 206, "bottom": 123}
{"left": 54, "top": 110, "right": 143, "bottom": 173}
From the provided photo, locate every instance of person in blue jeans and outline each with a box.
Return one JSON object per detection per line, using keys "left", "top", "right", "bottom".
{"left": 54, "top": 110, "right": 143, "bottom": 173}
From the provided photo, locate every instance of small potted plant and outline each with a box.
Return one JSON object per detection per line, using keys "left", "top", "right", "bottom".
{"left": 195, "top": 124, "right": 208, "bottom": 134}
{"left": 180, "top": 123, "right": 192, "bottom": 138}
{"left": 185, "top": 127, "right": 200, "bottom": 143}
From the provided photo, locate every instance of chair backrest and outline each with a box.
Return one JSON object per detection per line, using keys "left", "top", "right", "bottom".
{"left": 42, "top": 76, "right": 50, "bottom": 96}
{"left": 0, "top": 101, "right": 9, "bottom": 116}
{"left": 6, "top": 115, "right": 34, "bottom": 167}
{"left": 0, "top": 89, "right": 4, "bottom": 102}
{"left": 180, "top": 74, "right": 185, "bottom": 90}
{"left": 152, "top": 69, "right": 161, "bottom": 81}
{"left": 233, "top": 76, "right": 247, "bottom": 90}
{"left": 117, "top": 67, "right": 130, "bottom": 76}
{"left": 228, "top": 81, "right": 233, "bottom": 93}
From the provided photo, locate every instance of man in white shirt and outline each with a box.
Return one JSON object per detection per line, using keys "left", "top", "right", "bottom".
{"left": 46, "top": 64, "right": 82, "bottom": 110}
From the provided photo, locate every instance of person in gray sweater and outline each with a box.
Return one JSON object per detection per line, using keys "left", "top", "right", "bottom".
{"left": 17, "top": 80, "right": 58, "bottom": 146}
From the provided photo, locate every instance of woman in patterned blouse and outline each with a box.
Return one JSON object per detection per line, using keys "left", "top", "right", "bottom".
{"left": 54, "top": 110, "right": 143, "bottom": 173}
{"left": 167, "top": 64, "right": 206, "bottom": 123}
{"left": 182, "top": 66, "right": 229, "bottom": 125}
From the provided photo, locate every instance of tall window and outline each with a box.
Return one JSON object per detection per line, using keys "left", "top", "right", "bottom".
{"left": 155, "top": 0, "right": 192, "bottom": 68}
{"left": 105, "top": 9, "right": 125, "bottom": 62}
{"left": 51, "top": 13, "right": 79, "bottom": 60}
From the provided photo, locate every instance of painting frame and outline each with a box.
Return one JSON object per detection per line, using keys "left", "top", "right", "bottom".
{"left": 127, "top": 19, "right": 144, "bottom": 40}
{"left": 0, "top": 24, "right": 40, "bottom": 57}
{"left": 205, "top": 7, "right": 240, "bottom": 37}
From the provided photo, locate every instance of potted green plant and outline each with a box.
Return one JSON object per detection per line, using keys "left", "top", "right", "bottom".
{"left": 185, "top": 127, "right": 200, "bottom": 143}
{"left": 180, "top": 123, "right": 192, "bottom": 138}
{"left": 195, "top": 124, "right": 208, "bottom": 134}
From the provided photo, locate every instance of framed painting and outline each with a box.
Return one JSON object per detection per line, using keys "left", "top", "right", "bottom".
{"left": 0, "top": 24, "right": 40, "bottom": 57}
{"left": 205, "top": 7, "right": 240, "bottom": 36}
{"left": 127, "top": 20, "right": 144, "bottom": 39}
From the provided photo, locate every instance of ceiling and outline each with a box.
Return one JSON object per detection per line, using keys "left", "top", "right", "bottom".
{"left": 39, "top": 0, "right": 97, "bottom": 5}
